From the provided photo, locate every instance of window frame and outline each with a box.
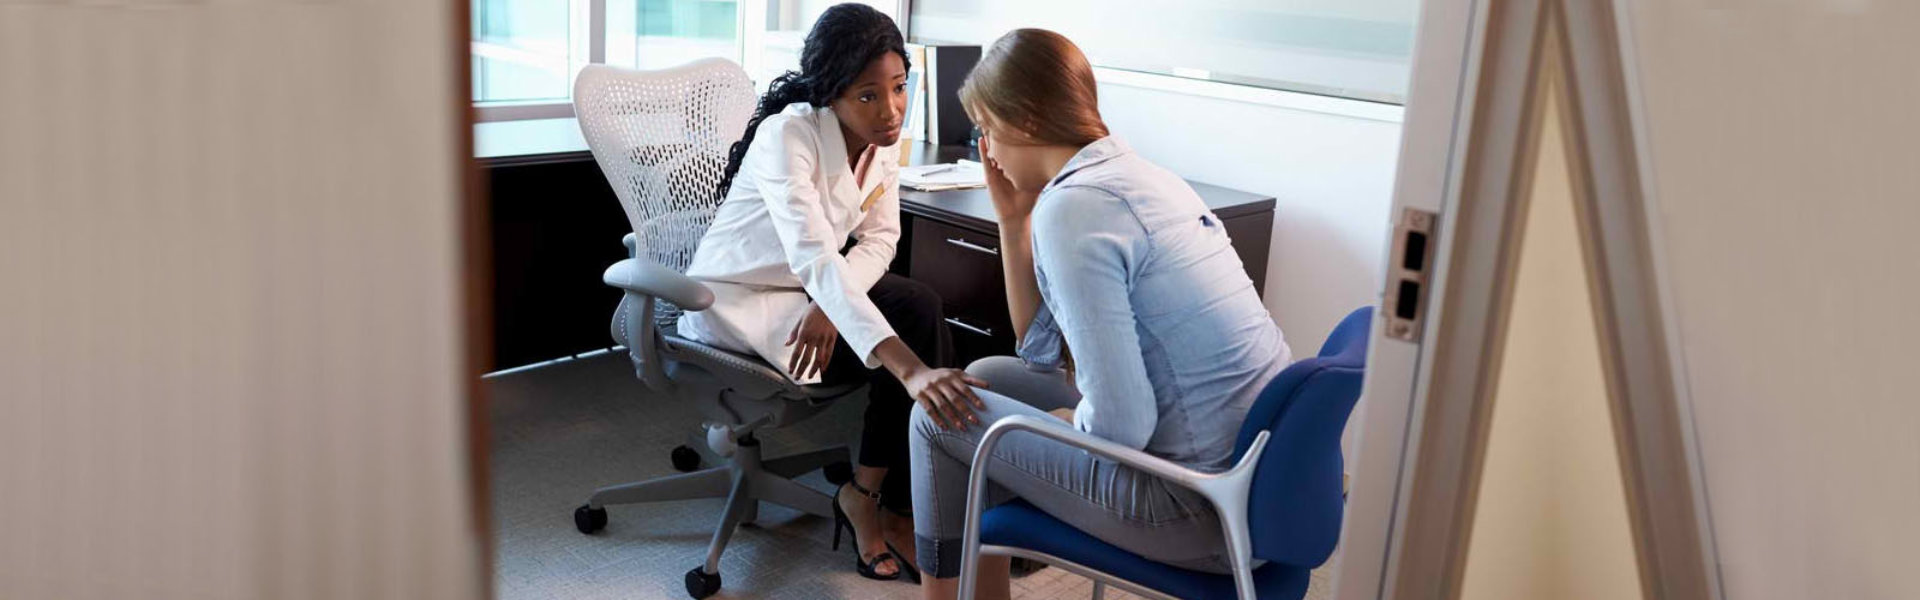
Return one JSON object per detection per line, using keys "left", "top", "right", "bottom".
{"left": 897, "top": 0, "right": 1409, "bottom": 120}
{"left": 474, "top": 0, "right": 1398, "bottom": 125}
{"left": 476, "top": 0, "right": 905, "bottom": 122}
{"left": 475, "top": 0, "right": 759, "bottom": 122}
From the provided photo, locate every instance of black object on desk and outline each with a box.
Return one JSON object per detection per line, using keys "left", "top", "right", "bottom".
{"left": 911, "top": 42, "right": 983, "bottom": 146}
{"left": 477, "top": 120, "right": 1276, "bottom": 372}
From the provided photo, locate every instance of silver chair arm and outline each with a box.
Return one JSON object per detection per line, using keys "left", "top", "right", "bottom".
{"left": 957, "top": 415, "right": 1271, "bottom": 600}
{"left": 602, "top": 258, "right": 713, "bottom": 391}
{"left": 602, "top": 258, "right": 715, "bottom": 311}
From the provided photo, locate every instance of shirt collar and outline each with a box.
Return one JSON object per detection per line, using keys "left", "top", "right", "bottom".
{"left": 808, "top": 104, "right": 852, "bottom": 176}
{"left": 1043, "top": 136, "right": 1130, "bottom": 193}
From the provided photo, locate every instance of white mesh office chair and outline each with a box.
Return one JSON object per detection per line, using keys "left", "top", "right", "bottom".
{"left": 570, "top": 60, "right": 863, "bottom": 600}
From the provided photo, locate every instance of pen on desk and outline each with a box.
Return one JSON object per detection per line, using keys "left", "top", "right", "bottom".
{"left": 918, "top": 164, "right": 957, "bottom": 175}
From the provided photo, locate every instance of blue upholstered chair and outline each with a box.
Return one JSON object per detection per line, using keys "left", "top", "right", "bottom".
{"left": 958, "top": 307, "right": 1374, "bottom": 600}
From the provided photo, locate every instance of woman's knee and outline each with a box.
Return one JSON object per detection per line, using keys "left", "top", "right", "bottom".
{"left": 877, "top": 274, "right": 943, "bottom": 319}
{"left": 965, "top": 355, "right": 1028, "bottom": 384}
{"left": 908, "top": 401, "right": 940, "bottom": 439}
{"left": 899, "top": 276, "right": 943, "bottom": 315}
{"left": 909, "top": 389, "right": 1000, "bottom": 440}
{"left": 964, "top": 356, "right": 1078, "bottom": 411}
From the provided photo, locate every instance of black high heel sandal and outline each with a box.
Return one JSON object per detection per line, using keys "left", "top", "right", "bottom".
{"left": 832, "top": 480, "right": 903, "bottom": 581}
{"left": 885, "top": 540, "right": 922, "bottom": 584}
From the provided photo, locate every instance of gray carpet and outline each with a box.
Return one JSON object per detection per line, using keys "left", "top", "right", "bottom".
{"left": 487, "top": 352, "right": 1330, "bottom": 599}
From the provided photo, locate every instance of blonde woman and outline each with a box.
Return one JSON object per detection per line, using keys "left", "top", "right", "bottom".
{"left": 907, "top": 29, "right": 1291, "bottom": 599}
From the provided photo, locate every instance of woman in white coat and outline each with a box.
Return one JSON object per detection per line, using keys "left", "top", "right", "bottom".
{"left": 678, "top": 3, "right": 985, "bottom": 583}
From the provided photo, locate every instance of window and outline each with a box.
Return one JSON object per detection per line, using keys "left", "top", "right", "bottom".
{"left": 752, "top": 1, "right": 900, "bottom": 90}
{"left": 908, "top": 0, "right": 1420, "bottom": 104}
{"left": 472, "top": 0, "right": 580, "bottom": 104}
{"left": 470, "top": 0, "right": 747, "bottom": 115}
{"left": 606, "top": 0, "right": 742, "bottom": 71}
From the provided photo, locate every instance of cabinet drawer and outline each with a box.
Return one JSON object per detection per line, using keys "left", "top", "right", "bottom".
{"left": 909, "top": 219, "right": 1009, "bottom": 326}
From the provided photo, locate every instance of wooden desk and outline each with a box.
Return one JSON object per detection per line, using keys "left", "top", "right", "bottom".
{"left": 477, "top": 119, "right": 1276, "bottom": 370}
{"left": 478, "top": 119, "right": 626, "bottom": 371}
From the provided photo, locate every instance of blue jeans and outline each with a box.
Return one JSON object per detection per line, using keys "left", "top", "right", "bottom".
{"left": 908, "top": 356, "right": 1234, "bottom": 578}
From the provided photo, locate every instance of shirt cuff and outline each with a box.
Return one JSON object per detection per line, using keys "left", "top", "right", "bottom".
{"left": 1016, "top": 304, "right": 1067, "bottom": 369}
{"left": 845, "top": 324, "right": 893, "bottom": 370}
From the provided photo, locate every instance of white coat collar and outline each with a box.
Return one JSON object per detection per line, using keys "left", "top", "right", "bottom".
{"left": 802, "top": 104, "right": 891, "bottom": 199}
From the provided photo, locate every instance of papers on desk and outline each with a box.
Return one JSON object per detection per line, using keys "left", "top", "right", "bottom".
{"left": 900, "top": 160, "right": 986, "bottom": 192}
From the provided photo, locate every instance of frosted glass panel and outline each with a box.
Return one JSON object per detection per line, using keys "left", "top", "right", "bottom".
{"left": 472, "top": 0, "right": 577, "bottom": 103}
{"left": 910, "top": 0, "right": 1419, "bottom": 103}
{"left": 606, "top": 0, "right": 741, "bottom": 71}
{"left": 757, "top": 0, "right": 900, "bottom": 86}
{"left": 1622, "top": 2, "right": 1920, "bottom": 598}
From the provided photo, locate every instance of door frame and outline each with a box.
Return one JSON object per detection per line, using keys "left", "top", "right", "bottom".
{"left": 1337, "top": 1, "right": 1720, "bottom": 598}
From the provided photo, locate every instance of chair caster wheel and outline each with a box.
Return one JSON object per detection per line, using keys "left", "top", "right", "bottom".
{"left": 670, "top": 445, "right": 702, "bottom": 472}
{"left": 573, "top": 504, "right": 607, "bottom": 534}
{"left": 684, "top": 567, "right": 722, "bottom": 599}
{"left": 822, "top": 460, "right": 853, "bottom": 486}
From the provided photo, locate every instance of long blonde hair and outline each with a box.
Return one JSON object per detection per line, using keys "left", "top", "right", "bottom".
{"left": 959, "top": 29, "right": 1108, "bottom": 146}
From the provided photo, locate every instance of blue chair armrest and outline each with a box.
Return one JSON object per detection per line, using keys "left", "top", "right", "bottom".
{"left": 957, "top": 415, "right": 1273, "bottom": 600}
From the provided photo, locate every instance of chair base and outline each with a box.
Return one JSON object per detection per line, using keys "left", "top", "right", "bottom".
{"left": 582, "top": 436, "right": 850, "bottom": 594}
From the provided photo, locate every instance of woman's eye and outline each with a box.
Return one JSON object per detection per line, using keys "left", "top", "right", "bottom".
{"left": 859, "top": 94, "right": 875, "bottom": 103}
{"left": 894, "top": 84, "right": 907, "bottom": 93}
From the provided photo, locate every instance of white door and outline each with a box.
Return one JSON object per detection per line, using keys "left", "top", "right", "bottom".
{"left": 1615, "top": 1, "right": 1920, "bottom": 598}
{"left": 0, "top": 3, "right": 483, "bottom": 599}
{"left": 1332, "top": 0, "right": 1483, "bottom": 595}
{"left": 1341, "top": 1, "right": 1919, "bottom": 599}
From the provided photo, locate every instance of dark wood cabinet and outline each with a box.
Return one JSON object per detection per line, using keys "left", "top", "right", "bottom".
{"left": 893, "top": 144, "right": 1277, "bottom": 367}
{"left": 482, "top": 146, "right": 627, "bottom": 372}
{"left": 478, "top": 120, "right": 1277, "bottom": 372}
{"left": 907, "top": 217, "right": 1016, "bottom": 366}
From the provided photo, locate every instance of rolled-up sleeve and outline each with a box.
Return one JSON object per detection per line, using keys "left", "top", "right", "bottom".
{"left": 747, "top": 118, "right": 897, "bottom": 367}
{"left": 1031, "top": 187, "right": 1157, "bottom": 450}
{"left": 1016, "top": 301, "right": 1066, "bottom": 369}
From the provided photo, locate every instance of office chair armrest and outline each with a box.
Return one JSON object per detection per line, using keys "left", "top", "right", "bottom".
{"left": 622, "top": 232, "right": 637, "bottom": 258}
{"left": 602, "top": 258, "right": 715, "bottom": 311}
{"left": 956, "top": 415, "right": 1273, "bottom": 600}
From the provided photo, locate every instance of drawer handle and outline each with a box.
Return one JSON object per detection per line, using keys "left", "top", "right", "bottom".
{"left": 944, "top": 237, "right": 1000, "bottom": 256}
{"left": 944, "top": 318, "right": 995, "bottom": 337}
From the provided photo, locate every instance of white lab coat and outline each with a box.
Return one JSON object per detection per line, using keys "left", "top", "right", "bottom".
{"left": 678, "top": 103, "right": 902, "bottom": 384}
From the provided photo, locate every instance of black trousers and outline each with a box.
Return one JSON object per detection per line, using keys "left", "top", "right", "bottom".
{"left": 817, "top": 272, "right": 952, "bottom": 515}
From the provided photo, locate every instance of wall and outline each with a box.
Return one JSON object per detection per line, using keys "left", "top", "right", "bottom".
{"left": 1454, "top": 94, "right": 1644, "bottom": 600}
{"left": 1623, "top": 1, "right": 1920, "bottom": 597}
{"left": 1096, "top": 79, "right": 1403, "bottom": 357}
{"left": 0, "top": 3, "right": 481, "bottom": 599}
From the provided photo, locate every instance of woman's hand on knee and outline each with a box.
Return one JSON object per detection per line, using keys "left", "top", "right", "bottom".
{"left": 784, "top": 303, "right": 839, "bottom": 380}
{"left": 903, "top": 367, "right": 989, "bottom": 431}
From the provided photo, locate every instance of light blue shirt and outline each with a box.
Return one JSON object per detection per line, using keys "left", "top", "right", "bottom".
{"left": 1018, "top": 136, "right": 1292, "bottom": 470}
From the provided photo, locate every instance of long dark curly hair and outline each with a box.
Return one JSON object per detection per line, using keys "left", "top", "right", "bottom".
{"left": 715, "top": 3, "right": 909, "bottom": 200}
